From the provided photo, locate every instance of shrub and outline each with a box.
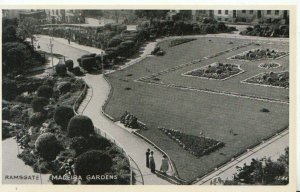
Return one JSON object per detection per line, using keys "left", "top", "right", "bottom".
{"left": 15, "top": 94, "right": 34, "bottom": 104}
{"left": 29, "top": 112, "right": 47, "bottom": 126}
{"left": 3, "top": 79, "right": 18, "bottom": 101}
{"left": 65, "top": 60, "right": 74, "bottom": 71}
{"left": 55, "top": 64, "right": 67, "bottom": 76}
{"left": 57, "top": 82, "right": 71, "bottom": 94}
{"left": 71, "top": 66, "right": 83, "bottom": 76}
{"left": 67, "top": 115, "right": 95, "bottom": 137}
{"left": 31, "top": 97, "right": 49, "bottom": 112}
{"left": 74, "top": 150, "right": 113, "bottom": 182}
{"left": 54, "top": 106, "right": 74, "bottom": 130}
{"left": 70, "top": 136, "right": 88, "bottom": 156}
{"left": 260, "top": 108, "right": 270, "bottom": 112}
{"left": 37, "top": 85, "right": 53, "bottom": 99}
{"left": 35, "top": 133, "right": 62, "bottom": 160}
{"left": 81, "top": 57, "right": 96, "bottom": 72}
{"left": 2, "top": 107, "right": 11, "bottom": 120}
{"left": 88, "top": 135, "right": 112, "bottom": 150}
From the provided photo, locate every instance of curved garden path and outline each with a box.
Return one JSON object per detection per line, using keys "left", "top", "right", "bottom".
{"left": 36, "top": 33, "right": 289, "bottom": 185}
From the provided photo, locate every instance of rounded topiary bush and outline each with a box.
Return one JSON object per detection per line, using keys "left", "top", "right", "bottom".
{"left": 81, "top": 57, "right": 96, "bottom": 72}
{"left": 54, "top": 106, "right": 74, "bottom": 130}
{"left": 74, "top": 150, "right": 113, "bottom": 182}
{"left": 57, "top": 82, "right": 71, "bottom": 94}
{"left": 29, "top": 112, "right": 47, "bottom": 126}
{"left": 70, "top": 136, "right": 88, "bottom": 156}
{"left": 65, "top": 60, "right": 74, "bottom": 71}
{"left": 31, "top": 97, "right": 49, "bottom": 112}
{"left": 37, "top": 85, "right": 53, "bottom": 99}
{"left": 35, "top": 133, "right": 62, "bottom": 160}
{"left": 55, "top": 64, "right": 67, "bottom": 76}
{"left": 67, "top": 115, "right": 95, "bottom": 137}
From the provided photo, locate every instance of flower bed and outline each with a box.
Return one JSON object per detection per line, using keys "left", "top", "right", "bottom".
{"left": 184, "top": 62, "right": 243, "bottom": 80}
{"left": 230, "top": 49, "right": 288, "bottom": 61}
{"left": 169, "top": 38, "right": 197, "bottom": 47}
{"left": 258, "top": 62, "right": 281, "bottom": 69}
{"left": 159, "top": 127, "right": 224, "bottom": 158}
{"left": 243, "top": 71, "right": 289, "bottom": 88}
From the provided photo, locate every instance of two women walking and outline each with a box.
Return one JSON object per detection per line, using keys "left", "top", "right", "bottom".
{"left": 145, "top": 149, "right": 169, "bottom": 174}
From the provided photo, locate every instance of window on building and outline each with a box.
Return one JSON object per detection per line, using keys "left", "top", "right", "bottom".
{"left": 218, "top": 10, "right": 222, "bottom": 14}
{"left": 225, "top": 10, "right": 229, "bottom": 15}
{"left": 275, "top": 10, "right": 280, "bottom": 15}
{"left": 267, "top": 10, "right": 271, "bottom": 14}
{"left": 249, "top": 10, "right": 254, "bottom": 14}
{"left": 242, "top": 10, "right": 246, "bottom": 13}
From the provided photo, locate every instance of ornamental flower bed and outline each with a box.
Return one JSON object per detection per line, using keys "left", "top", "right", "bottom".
{"left": 159, "top": 127, "right": 224, "bottom": 158}
{"left": 184, "top": 62, "right": 243, "bottom": 80}
{"left": 169, "top": 38, "right": 197, "bottom": 47}
{"left": 244, "top": 71, "right": 289, "bottom": 88}
{"left": 258, "top": 62, "right": 281, "bottom": 69}
{"left": 230, "top": 49, "right": 288, "bottom": 61}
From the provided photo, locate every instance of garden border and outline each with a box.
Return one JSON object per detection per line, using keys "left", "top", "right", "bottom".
{"left": 258, "top": 62, "right": 282, "bottom": 69}
{"left": 227, "top": 48, "right": 289, "bottom": 62}
{"left": 240, "top": 70, "right": 289, "bottom": 90}
{"left": 182, "top": 62, "right": 245, "bottom": 81}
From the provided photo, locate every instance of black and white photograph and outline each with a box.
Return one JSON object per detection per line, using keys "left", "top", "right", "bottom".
{"left": 0, "top": 5, "right": 295, "bottom": 190}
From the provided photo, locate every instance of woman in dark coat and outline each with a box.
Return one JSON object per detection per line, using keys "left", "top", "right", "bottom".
{"left": 149, "top": 151, "right": 156, "bottom": 173}
{"left": 146, "top": 149, "right": 150, "bottom": 168}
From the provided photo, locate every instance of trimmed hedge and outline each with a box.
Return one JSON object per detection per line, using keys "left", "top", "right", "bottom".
{"left": 67, "top": 115, "right": 95, "bottom": 137}
{"left": 37, "top": 85, "right": 53, "bottom": 99}
{"left": 55, "top": 64, "right": 67, "bottom": 76}
{"left": 54, "top": 106, "right": 74, "bottom": 130}
{"left": 81, "top": 57, "right": 96, "bottom": 72}
{"left": 29, "top": 112, "right": 47, "bottom": 126}
{"left": 57, "top": 82, "right": 71, "bottom": 94}
{"left": 74, "top": 150, "right": 113, "bottom": 182}
{"left": 65, "top": 60, "right": 74, "bottom": 71}
{"left": 31, "top": 97, "right": 49, "bottom": 112}
{"left": 35, "top": 133, "right": 62, "bottom": 160}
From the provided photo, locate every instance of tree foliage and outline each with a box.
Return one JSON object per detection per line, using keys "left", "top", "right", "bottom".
{"left": 17, "top": 17, "right": 39, "bottom": 47}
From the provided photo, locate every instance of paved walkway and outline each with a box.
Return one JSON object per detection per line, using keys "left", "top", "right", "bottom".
{"left": 2, "top": 138, "right": 51, "bottom": 184}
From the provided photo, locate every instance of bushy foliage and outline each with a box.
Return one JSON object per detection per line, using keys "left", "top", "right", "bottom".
{"left": 67, "top": 115, "right": 95, "bottom": 137}
{"left": 54, "top": 106, "right": 74, "bottom": 130}
{"left": 29, "top": 112, "right": 47, "bottom": 126}
{"left": 55, "top": 64, "right": 67, "bottom": 76}
{"left": 57, "top": 82, "right": 71, "bottom": 94}
{"left": 70, "top": 136, "right": 89, "bottom": 156}
{"left": 15, "top": 94, "right": 34, "bottom": 104}
{"left": 65, "top": 60, "right": 74, "bottom": 71}
{"left": 2, "top": 107, "right": 11, "bottom": 120}
{"left": 37, "top": 85, "right": 53, "bottom": 99}
{"left": 74, "top": 150, "right": 113, "bottom": 183}
{"left": 81, "top": 57, "right": 96, "bottom": 72}
{"left": 3, "top": 78, "right": 18, "bottom": 101}
{"left": 35, "top": 133, "right": 63, "bottom": 160}
{"left": 31, "top": 97, "right": 49, "bottom": 112}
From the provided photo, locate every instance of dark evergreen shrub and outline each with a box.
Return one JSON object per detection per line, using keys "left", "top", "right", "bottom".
{"left": 57, "top": 82, "right": 71, "bottom": 94}
{"left": 67, "top": 115, "right": 95, "bottom": 137}
{"left": 35, "top": 133, "right": 62, "bottom": 160}
{"left": 55, "top": 64, "right": 67, "bottom": 76}
{"left": 54, "top": 106, "right": 74, "bottom": 130}
{"left": 74, "top": 150, "right": 113, "bottom": 182}
{"left": 31, "top": 97, "right": 49, "bottom": 112}
{"left": 3, "top": 79, "right": 18, "bottom": 101}
{"left": 65, "top": 60, "right": 74, "bottom": 71}
{"left": 70, "top": 136, "right": 88, "bottom": 156}
{"left": 2, "top": 107, "right": 10, "bottom": 120}
{"left": 15, "top": 94, "right": 34, "bottom": 104}
{"left": 81, "top": 57, "right": 96, "bottom": 72}
{"left": 71, "top": 66, "right": 82, "bottom": 76}
{"left": 37, "top": 85, "right": 53, "bottom": 99}
{"left": 29, "top": 112, "right": 47, "bottom": 126}
{"left": 88, "top": 135, "right": 112, "bottom": 151}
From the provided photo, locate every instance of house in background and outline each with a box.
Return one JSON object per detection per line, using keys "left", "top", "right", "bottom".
{"left": 191, "top": 10, "right": 214, "bottom": 21}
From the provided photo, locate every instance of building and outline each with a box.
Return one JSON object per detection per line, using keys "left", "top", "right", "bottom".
{"left": 3, "top": 9, "right": 46, "bottom": 22}
{"left": 213, "top": 10, "right": 289, "bottom": 24}
{"left": 191, "top": 10, "right": 214, "bottom": 21}
{"left": 45, "top": 9, "right": 84, "bottom": 24}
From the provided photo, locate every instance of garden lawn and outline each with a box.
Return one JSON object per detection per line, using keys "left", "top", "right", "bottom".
{"left": 104, "top": 37, "right": 289, "bottom": 181}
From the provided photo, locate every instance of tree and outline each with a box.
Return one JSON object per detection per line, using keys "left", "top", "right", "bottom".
{"left": 226, "top": 147, "right": 289, "bottom": 185}
{"left": 135, "top": 10, "right": 169, "bottom": 26}
{"left": 17, "top": 17, "right": 39, "bottom": 47}
{"left": 35, "top": 133, "right": 63, "bottom": 161}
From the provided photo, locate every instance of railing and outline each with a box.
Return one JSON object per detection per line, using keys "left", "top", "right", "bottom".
{"left": 72, "top": 80, "right": 144, "bottom": 185}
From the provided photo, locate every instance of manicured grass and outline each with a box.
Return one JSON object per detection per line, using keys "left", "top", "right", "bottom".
{"left": 169, "top": 38, "right": 197, "bottom": 47}
{"left": 104, "top": 37, "right": 289, "bottom": 181}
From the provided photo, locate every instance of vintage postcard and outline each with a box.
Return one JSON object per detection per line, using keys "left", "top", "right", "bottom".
{"left": 0, "top": 3, "right": 297, "bottom": 192}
